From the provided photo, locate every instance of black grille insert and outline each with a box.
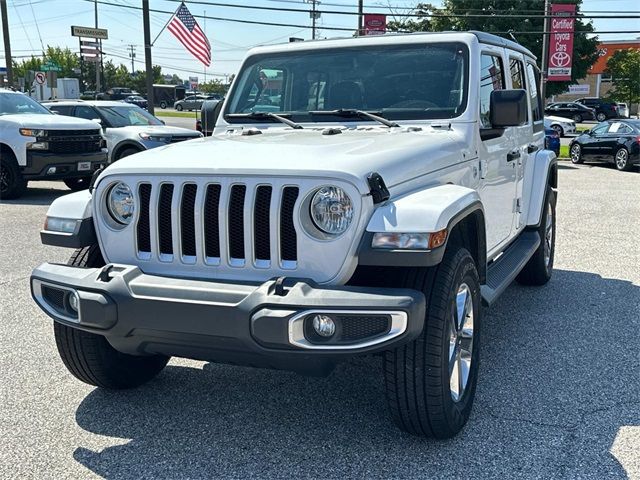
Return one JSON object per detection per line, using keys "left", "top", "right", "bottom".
{"left": 180, "top": 184, "right": 197, "bottom": 257}
{"left": 137, "top": 184, "right": 152, "bottom": 253}
{"left": 158, "top": 184, "right": 174, "bottom": 255}
{"left": 228, "top": 185, "right": 246, "bottom": 260}
{"left": 204, "top": 184, "right": 221, "bottom": 258}
{"left": 254, "top": 186, "right": 272, "bottom": 261}
{"left": 338, "top": 315, "right": 390, "bottom": 341}
{"left": 42, "top": 285, "right": 66, "bottom": 310}
{"left": 280, "top": 187, "right": 299, "bottom": 262}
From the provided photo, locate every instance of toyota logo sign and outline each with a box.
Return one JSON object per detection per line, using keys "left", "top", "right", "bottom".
{"left": 550, "top": 51, "right": 571, "bottom": 67}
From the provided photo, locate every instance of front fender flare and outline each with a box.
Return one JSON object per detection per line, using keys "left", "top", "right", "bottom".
{"left": 359, "top": 184, "right": 484, "bottom": 269}
{"left": 40, "top": 190, "right": 96, "bottom": 248}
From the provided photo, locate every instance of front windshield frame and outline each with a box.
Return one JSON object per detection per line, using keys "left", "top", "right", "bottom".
{"left": 96, "top": 105, "right": 163, "bottom": 127}
{"left": 224, "top": 41, "right": 469, "bottom": 124}
{"left": 0, "top": 92, "right": 52, "bottom": 116}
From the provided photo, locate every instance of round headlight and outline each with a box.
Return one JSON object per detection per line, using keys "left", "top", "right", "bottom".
{"left": 106, "top": 182, "right": 135, "bottom": 225}
{"left": 310, "top": 186, "right": 353, "bottom": 235}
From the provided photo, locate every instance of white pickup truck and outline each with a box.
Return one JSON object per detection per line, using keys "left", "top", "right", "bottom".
{"left": 31, "top": 31, "right": 557, "bottom": 438}
{"left": 0, "top": 90, "right": 108, "bottom": 198}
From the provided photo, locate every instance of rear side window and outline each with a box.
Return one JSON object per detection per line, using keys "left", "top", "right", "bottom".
{"left": 75, "top": 105, "right": 99, "bottom": 121}
{"left": 49, "top": 105, "right": 73, "bottom": 116}
{"left": 479, "top": 54, "right": 505, "bottom": 129}
{"left": 509, "top": 58, "right": 526, "bottom": 89}
{"left": 526, "top": 63, "right": 543, "bottom": 122}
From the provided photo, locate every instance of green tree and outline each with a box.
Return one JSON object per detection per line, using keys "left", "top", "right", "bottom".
{"left": 199, "top": 78, "right": 227, "bottom": 95}
{"left": 12, "top": 46, "right": 80, "bottom": 84}
{"left": 387, "top": 1, "right": 599, "bottom": 97}
{"left": 605, "top": 49, "right": 640, "bottom": 108}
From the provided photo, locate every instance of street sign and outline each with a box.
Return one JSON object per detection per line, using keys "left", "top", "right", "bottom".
{"left": 547, "top": 4, "right": 576, "bottom": 82}
{"left": 71, "top": 25, "right": 108, "bottom": 39}
{"left": 34, "top": 72, "right": 46, "bottom": 85}
{"left": 41, "top": 60, "right": 62, "bottom": 72}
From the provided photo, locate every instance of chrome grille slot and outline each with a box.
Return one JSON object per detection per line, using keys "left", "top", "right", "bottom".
{"left": 180, "top": 184, "right": 197, "bottom": 258}
{"left": 280, "top": 187, "right": 299, "bottom": 266}
{"left": 254, "top": 186, "right": 272, "bottom": 264}
{"left": 158, "top": 184, "right": 174, "bottom": 257}
{"left": 137, "top": 183, "right": 152, "bottom": 255}
{"left": 228, "top": 185, "right": 246, "bottom": 265}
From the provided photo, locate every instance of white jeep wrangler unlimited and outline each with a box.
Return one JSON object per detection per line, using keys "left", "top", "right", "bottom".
{"left": 31, "top": 32, "right": 557, "bottom": 438}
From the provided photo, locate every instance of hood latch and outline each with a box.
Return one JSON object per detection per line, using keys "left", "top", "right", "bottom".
{"left": 367, "top": 172, "right": 390, "bottom": 204}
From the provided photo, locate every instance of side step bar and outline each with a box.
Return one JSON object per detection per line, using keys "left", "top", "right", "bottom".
{"left": 481, "top": 231, "right": 541, "bottom": 307}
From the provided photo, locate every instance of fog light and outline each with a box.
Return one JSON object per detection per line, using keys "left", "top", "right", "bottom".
{"left": 312, "top": 314, "right": 336, "bottom": 337}
{"left": 68, "top": 291, "right": 79, "bottom": 312}
{"left": 46, "top": 167, "right": 57, "bottom": 175}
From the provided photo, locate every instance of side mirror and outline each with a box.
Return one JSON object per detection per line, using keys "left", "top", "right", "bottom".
{"left": 160, "top": 119, "right": 166, "bottom": 125}
{"left": 91, "top": 118, "right": 102, "bottom": 125}
{"left": 490, "top": 89, "right": 528, "bottom": 128}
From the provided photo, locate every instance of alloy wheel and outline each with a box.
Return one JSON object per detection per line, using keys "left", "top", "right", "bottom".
{"left": 544, "top": 203, "right": 554, "bottom": 268}
{"left": 449, "top": 283, "right": 474, "bottom": 403}
{"left": 616, "top": 149, "right": 629, "bottom": 170}
{"left": 570, "top": 144, "right": 581, "bottom": 163}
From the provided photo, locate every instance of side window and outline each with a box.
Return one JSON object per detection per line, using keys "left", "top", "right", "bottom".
{"left": 509, "top": 58, "right": 526, "bottom": 89}
{"left": 49, "top": 105, "right": 73, "bottom": 116}
{"left": 526, "top": 63, "right": 543, "bottom": 122}
{"left": 479, "top": 53, "right": 505, "bottom": 129}
{"left": 608, "top": 123, "right": 632, "bottom": 134}
{"left": 591, "top": 124, "right": 608, "bottom": 135}
{"left": 75, "top": 106, "right": 99, "bottom": 121}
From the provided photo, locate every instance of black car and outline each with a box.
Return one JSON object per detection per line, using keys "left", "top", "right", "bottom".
{"left": 544, "top": 102, "right": 596, "bottom": 123}
{"left": 123, "top": 95, "right": 148, "bottom": 109}
{"left": 569, "top": 120, "right": 640, "bottom": 171}
{"left": 576, "top": 97, "right": 619, "bottom": 122}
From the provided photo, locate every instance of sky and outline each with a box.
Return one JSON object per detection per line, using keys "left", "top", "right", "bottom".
{"left": 2, "top": 0, "right": 640, "bottom": 82}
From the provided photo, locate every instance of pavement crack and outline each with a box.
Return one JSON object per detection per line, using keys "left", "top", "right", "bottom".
{"left": 0, "top": 275, "right": 30, "bottom": 287}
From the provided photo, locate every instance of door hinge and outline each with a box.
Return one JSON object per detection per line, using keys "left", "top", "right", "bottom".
{"left": 515, "top": 198, "right": 522, "bottom": 213}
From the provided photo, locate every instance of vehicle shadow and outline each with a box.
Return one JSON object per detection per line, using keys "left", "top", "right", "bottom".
{"left": 72, "top": 269, "right": 639, "bottom": 479}
{"left": 1, "top": 184, "right": 70, "bottom": 206}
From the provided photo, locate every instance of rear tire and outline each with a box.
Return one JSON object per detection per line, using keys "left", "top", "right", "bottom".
{"left": 63, "top": 177, "right": 91, "bottom": 191}
{"left": 614, "top": 147, "right": 632, "bottom": 171}
{"left": 570, "top": 144, "right": 583, "bottom": 164}
{"left": 572, "top": 114, "right": 582, "bottom": 123}
{"left": 176, "top": 104, "right": 183, "bottom": 111}
{"left": 0, "top": 153, "right": 27, "bottom": 200}
{"left": 551, "top": 124, "right": 564, "bottom": 137}
{"left": 517, "top": 188, "right": 556, "bottom": 286}
{"left": 160, "top": 101, "right": 167, "bottom": 109}
{"left": 53, "top": 245, "right": 169, "bottom": 389}
{"left": 384, "top": 248, "right": 481, "bottom": 438}
{"left": 596, "top": 112, "right": 606, "bottom": 122}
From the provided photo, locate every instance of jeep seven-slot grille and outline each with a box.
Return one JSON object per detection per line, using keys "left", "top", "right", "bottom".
{"left": 135, "top": 182, "right": 299, "bottom": 268}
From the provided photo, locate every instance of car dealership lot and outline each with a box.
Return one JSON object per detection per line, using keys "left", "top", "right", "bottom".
{"left": 1, "top": 165, "right": 638, "bottom": 479}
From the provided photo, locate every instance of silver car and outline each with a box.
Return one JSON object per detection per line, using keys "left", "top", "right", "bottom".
{"left": 617, "top": 103, "right": 630, "bottom": 119}
{"left": 173, "top": 94, "right": 210, "bottom": 111}
{"left": 44, "top": 100, "right": 202, "bottom": 162}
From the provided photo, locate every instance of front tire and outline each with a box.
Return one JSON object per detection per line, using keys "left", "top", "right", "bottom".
{"left": 0, "top": 154, "right": 27, "bottom": 200}
{"left": 159, "top": 101, "right": 167, "bottom": 109}
{"left": 53, "top": 245, "right": 169, "bottom": 389}
{"left": 176, "top": 104, "right": 183, "bottom": 111}
{"left": 517, "top": 188, "right": 556, "bottom": 286}
{"left": 551, "top": 124, "right": 564, "bottom": 137}
{"left": 384, "top": 248, "right": 481, "bottom": 438}
{"left": 570, "top": 144, "right": 583, "bottom": 164}
{"left": 115, "top": 147, "right": 140, "bottom": 161}
{"left": 614, "top": 147, "right": 632, "bottom": 171}
{"left": 596, "top": 112, "right": 607, "bottom": 122}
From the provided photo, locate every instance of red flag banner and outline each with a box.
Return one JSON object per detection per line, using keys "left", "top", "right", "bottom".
{"left": 364, "top": 14, "right": 386, "bottom": 36}
{"left": 547, "top": 3, "right": 576, "bottom": 82}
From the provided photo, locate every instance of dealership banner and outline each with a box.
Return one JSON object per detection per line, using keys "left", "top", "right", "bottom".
{"left": 364, "top": 14, "right": 386, "bottom": 35}
{"left": 547, "top": 3, "right": 576, "bottom": 81}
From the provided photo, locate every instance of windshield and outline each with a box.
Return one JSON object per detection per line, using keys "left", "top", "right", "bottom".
{"left": 226, "top": 42, "right": 468, "bottom": 122}
{"left": 0, "top": 93, "right": 51, "bottom": 116}
{"left": 97, "top": 105, "right": 162, "bottom": 127}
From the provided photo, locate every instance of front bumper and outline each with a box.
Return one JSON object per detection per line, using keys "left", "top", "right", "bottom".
{"left": 22, "top": 150, "right": 108, "bottom": 180}
{"left": 31, "top": 263, "right": 425, "bottom": 374}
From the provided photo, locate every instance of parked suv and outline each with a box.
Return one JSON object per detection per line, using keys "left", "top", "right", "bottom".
{"left": 31, "top": 32, "right": 557, "bottom": 438}
{"left": 45, "top": 100, "right": 202, "bottom": 162}
{"left": 0, "top": 89, "right": 107, "bottom": 198}
{"left": 576, "top": 97, "right": 619, "bottom": 122}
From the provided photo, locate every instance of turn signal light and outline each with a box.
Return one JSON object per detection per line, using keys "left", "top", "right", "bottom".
{"left": 428, "top": 229, "right": 448, "bottom": 249}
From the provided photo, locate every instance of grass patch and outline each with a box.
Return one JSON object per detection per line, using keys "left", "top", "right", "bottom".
{"left": 155, "top": 111, "right": 200, "bottom": 119}
{"left": 559, "top": 145, "right": 569, "bottom": 159}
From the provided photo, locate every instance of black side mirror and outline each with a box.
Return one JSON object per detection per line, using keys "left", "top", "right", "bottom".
{"left": 490, "top": 89, "right": 528, "bottom": 128}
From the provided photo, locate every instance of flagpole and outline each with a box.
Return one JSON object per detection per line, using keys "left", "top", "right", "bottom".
{"left": 203, "top": 10, "right": 207, "bottom": 85}
{"left": 151, "top": 3, "right": 181, "bottom": 46}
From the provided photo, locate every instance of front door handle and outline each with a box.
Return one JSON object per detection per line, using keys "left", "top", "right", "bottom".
{"left": 527, "top": 144, "right": 538, "bottom": 154}
{"left": 507, "top": 150, "right": 521, "bottom": 162}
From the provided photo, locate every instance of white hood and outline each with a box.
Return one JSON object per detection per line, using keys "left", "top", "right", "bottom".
{"left": 1, "top": 113, "right": 101, "bottom": 130}
{"left": 101, "top": 126, "right": 471, "bottom": 195}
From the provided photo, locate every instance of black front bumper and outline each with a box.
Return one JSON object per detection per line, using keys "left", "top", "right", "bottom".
{"left": 22, "top": 151, "right": 107, "bottom": 180}
{"left": 31, "top": 263, "right": 426, "bottom": 375}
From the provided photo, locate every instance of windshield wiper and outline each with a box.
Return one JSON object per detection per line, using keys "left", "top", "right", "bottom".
{"left": 225, "top": 112, "right": 303, "bottom": 130}
{"left": 309, "top": 109, "right": 400, "bottom": 128}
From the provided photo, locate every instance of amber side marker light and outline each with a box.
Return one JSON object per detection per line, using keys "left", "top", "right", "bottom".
{"left": 428, "top": 229, "right": 448, "bottom": 249}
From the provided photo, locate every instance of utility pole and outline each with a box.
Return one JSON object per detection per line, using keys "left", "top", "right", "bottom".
{"left": 94, "top": 0, "right": 101, "bottom": 97}
{"left": 540, "top": 0, "right": 551, "bottom": 101}
{"left": 358, "top": 0, "right": 364, "bottom": 36}
{"left": 128, "top": 45, "right": 136, "bottom": 73}
{"left": 1, "top": 0, "right": 14, "bottom": 87}
{"left": 142, "top": 0, "right": 155, "bottom": 114}
{"left": 308, "top": 0, "right": 320, "bottom": 40}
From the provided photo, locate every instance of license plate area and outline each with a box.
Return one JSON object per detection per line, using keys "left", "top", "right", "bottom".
{"left": 77, "top": 162, "right": 91, "bottom": 171}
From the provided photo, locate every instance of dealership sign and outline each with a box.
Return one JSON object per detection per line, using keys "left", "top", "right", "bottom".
{"left": 547, "top": 3, "right": 576, "bottom": 81}
{"left": 364, "top": 14, "right": 386, "bottom": 35}
{"left": 568, "top": 84, "right": 590, "bottom": 95}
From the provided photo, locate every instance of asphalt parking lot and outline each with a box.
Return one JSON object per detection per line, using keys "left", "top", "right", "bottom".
{"left": 1, "top": 163, "right": 638, "bottom": 479}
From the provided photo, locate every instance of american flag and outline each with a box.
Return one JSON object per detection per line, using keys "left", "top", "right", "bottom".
{"left": 167, "top": 2, "right": 211, "bottom": 67}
